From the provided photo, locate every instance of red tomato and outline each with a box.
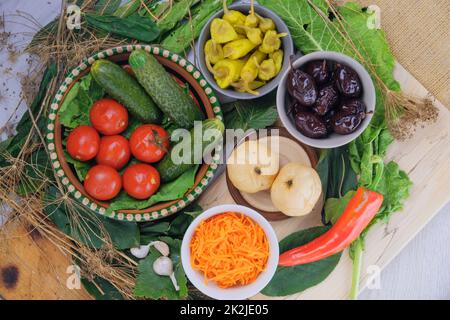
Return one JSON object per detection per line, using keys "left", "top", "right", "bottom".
{"left": 84, "top": 165, "right": 122, "bottom": 201}
{"left": 67, "top": 125, "right": 100, "bottom": 161}
{"left": 89, "top": 98, "right": 128, "bottom": 135}
{"left": 96, "top": 135, "right": 131, "bottom": 170}
{"left": 129, "top": 124, "right": 169, "bottom": 163}
{"left": 123, "top": 163, "right": 160, "bottom": 200}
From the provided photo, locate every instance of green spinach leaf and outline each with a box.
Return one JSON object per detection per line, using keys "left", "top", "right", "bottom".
{"left": 161, "top": 0, "right": 232, "bottom": 53}
{"left": 140, "top": 203, "right": 203, "bottom": 243}
{"left": 157, "top": 0, "right": 196, "bottom": 34}
{"left": 315, "top": 147, "right": 358, "bottom": 200}
{"left": 113, "top": 0, "right": 141, "bottom": 18}
{"left": 324, "top": 190, "right": 355, "bottom": 224}
{"left": 85, "top": 13, "right": 160, "bottom": 42}
{"left": 262, "top": 226, "right": 341, "bottom": 296}
{"left": 16, "top": 148, "right": 54, "bottom": 196}
{"left": 44, "top": 186, "right": 139, "bottom": 249}
{"left": 59, "top": 74, "right": 104, "bottom": 129}
{"left": 224, "top": 93, "right": 278, "bottom": 131}
{"left": 94, "top": 0, "right": 122, "bottom": 15}
{"left": 64, "top": 151, "right": 91, "bottom": 182}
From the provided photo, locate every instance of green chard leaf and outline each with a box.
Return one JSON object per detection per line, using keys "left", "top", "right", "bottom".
{"left": 258, "top": 0, "right": 400, "bottom": 93}
{"left": 108, "top": 165, "right": 199, "bottom": 212}
{"left": 134, "top": 237, "right": 188, "bottom": 300}
{"left": 262, "top": 226, "right": 341, "bottom": 296}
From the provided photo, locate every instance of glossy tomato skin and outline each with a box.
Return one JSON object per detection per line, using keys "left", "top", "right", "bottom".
{"left": 84, "top": 165, "right": 122, "bottom": 201}
{"left": 123, "top": 163, "right": 160, "bottom": 200}
{"left": 67, "top": 125, "right": 100, "bottom": 161}
{"left": 129, "top": 124, "right": 169, "bottom": 163}
{"left": 96, "top": 135, "right": 131, "bottom": 170}
{"left": 90, "top": 98, "right": 128, "bottom": 135}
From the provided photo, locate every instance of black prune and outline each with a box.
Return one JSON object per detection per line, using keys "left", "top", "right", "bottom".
{"left": 304, "top": 60, "right": 332, "bottom": 86}
{"left": 287, "top": 68, "right": 318, "bottom": 106}
{"left": 331, "top": 111, "right": 363, "bottom": 135}
{"left": 334, "top": 64, "right": 362, "bottom": 98}
{"left": 312, "top": 84, "right": 339, "bottom": 116}
{"left": 340, "top": 99, "right": 366, "bottom": 119}
{"left": 322, "top": 109, "right": 336, "bottom": 133}
{"left": 294, "top": 111, "right": 328, "bottom": 139}
{"left": 288, "top": 100, "right": 309, "bottom": 115}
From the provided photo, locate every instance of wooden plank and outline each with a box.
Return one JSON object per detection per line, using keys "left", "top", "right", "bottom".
{"left": 199, "top": 63, "right": 450, "bottom": 299}
{"left": 0, "top": 63, "right": 448, "bottom": 299}
{"left": 0, "top": 220, "right": 92, "bottom": 300}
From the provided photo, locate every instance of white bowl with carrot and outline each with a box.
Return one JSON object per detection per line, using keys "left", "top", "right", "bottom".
{"left": 181, "top": 204, "right": 279, "bottom": 300}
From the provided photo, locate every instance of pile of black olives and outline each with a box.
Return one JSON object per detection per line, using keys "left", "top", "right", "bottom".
{"left": 287, "top": 59, "right": 367, "bottom": 139}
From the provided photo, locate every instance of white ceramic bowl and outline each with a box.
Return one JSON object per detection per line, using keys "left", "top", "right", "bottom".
{"left": 181, "top": 204, "right": 279, "bottom": 300}
{"left": 277, "top": 51, "right": 376, "bottom": 149}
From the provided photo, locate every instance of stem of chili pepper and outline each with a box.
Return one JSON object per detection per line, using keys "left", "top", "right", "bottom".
{"left": 278, "top": 187, "right": 383, "bottom": 267}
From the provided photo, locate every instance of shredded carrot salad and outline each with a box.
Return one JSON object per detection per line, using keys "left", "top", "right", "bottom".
{"left": 190, "top": 212, "right": 269, "bottom": 288}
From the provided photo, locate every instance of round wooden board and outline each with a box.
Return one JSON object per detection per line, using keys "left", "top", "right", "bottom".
{"left": 225, "top": 127, "right": 320, "bottom": 221}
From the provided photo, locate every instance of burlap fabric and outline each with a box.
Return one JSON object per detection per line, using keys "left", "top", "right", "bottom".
{"left": 356, "top": 0, "right": 449, "bottom": 107}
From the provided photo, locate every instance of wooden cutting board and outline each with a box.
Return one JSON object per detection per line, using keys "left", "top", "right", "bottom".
{"left": 198, "top": 63, "right": 450, "bottom": 299}
{"left": 0, "top": 63, "right": 449, "bottom": 300}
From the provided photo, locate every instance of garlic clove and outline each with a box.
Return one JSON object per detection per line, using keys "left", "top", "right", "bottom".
{"left": 150, "top": 241, "right": 170, "bottom": 257}
{"left": 130, "top": 244, "right": 151, "bottom": 259}
{"left": 153, "top": 256, "right": 174, "bottom": 276}
{"left": 153, "top": 256, "right": 180, "bottom": 292}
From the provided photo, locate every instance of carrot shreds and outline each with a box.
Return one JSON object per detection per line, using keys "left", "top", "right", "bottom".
{"left": 190, "top": 212, "right": 269, "bottom": 288}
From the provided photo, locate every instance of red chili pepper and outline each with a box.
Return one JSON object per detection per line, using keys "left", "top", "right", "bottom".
{"left": 278, "top": 187, "right": 384, "bottom": 267}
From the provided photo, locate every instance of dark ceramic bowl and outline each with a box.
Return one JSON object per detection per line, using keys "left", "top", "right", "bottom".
{"left": 197, "top": 3, "right": 294, "bottom": 100}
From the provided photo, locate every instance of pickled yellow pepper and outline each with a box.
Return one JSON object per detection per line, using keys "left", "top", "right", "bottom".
{"left": 270, "top": 49, "right": 284, "bottom": 73}
{"left": 204, "top": 40, "right": 224, "bottom": 65}
{"left": 236, "top": 25, "right": 263, "bottom": 45}
{"left": 259, "top": 30, "right": 288, "bottom": 54}
{"left": 209, "top": 59, "right": 245, "bottom": 89}
{"left": 256, "top": 13, "right": 276, "bottom": 33}
{"left": 223, "top": 39, "right": 257, "bottom": 60}
{"left": 257, "top": 59, "right": 277, "bottom": 81}
{"left": 210, "top": 18, "right": 238, "bottom": 44}
{"left": 245, "top": 0, "right": 258, "bottom": 27}
{"left": 222, "top": 0, "right": 246, "bottom": 27}
{"left": 232, "top": 80, "right": 266, "bottom": 93}
{"left": 238, "top": 50, "right": 266, "bottom": 94}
